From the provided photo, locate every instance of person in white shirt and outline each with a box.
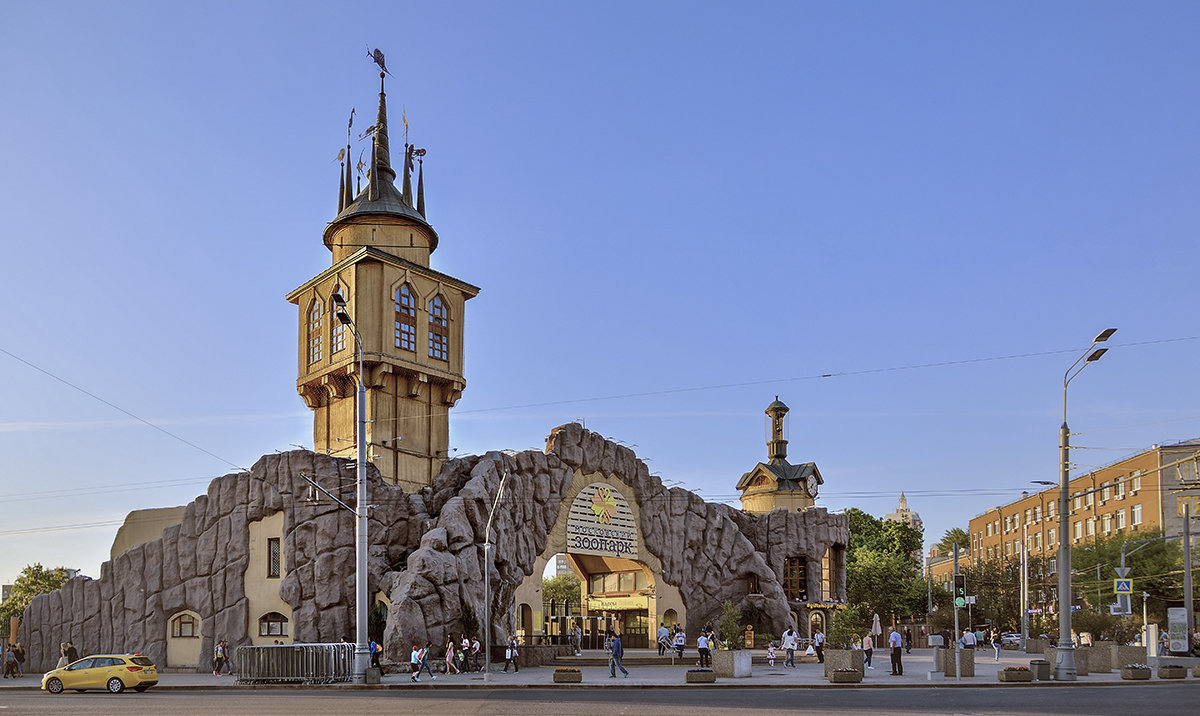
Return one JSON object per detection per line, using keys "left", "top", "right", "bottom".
{"left": 959, "top": 629, "right": 977, "bottom": 650}
{"left": 781, "top": 627, "right": 798, "bottom": 668}
{"left": 673, "top": 628, "right": 686, "bottom": 659}
{"left": 696, "top": 632, "right": 711, "bottom": 667}
{"left": 813, "top": 628, "right": 826, "bottom": 664}
{"left": 888, "top": 626, "right": 903, "bottom": 675}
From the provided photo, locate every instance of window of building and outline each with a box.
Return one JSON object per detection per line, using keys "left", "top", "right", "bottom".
{"left": 268, "top": 537, "right": 281, "bottom": 578}
{"left": 1004, "top": 516, "right": 1012, "bottom": 533}
{"left": 987, "top": 546, "right": 994, "bottom": 560}
{"left": 1132, "top": 473, "right": 1142, "bottom": 493}
{"left": 1048, "top": 502, "right": 1056, "bottom": 518}
{"left": 1101, "top": 483, "right": 1110, "bottom": 502}
{"left": 1102, "top": 514, "right": 1112, "bottom": 534}
{"left": 170, "top": 613, "right": 198, "bottom": 638}
{"left": 428, "top": 296, "right": 449, "bottom": 360}
{"left": 618, "top": 572, "right": 634, "bottom": 592}
{"left": 1073, "top": 494, "right": 1081, "bottom": 510}
{"left": 1033, "top": 533, "right": 1042, "bottom": 550}
{"left": 1132, "top": 503, "right": 1143, "bottom": 525}
{"left": 1005, "top": 542, "right": 1012, "bottom": 557}
{"left": 307, "top": 299, "right": 323, "bottom": 364}
{"left": 821, "top": 550, "right": 832, "bottom": 601}
{"left": 1116, "top": 509, "right": 1126, "bottom": 529}
{"left": 1115, "top": 480, "right": 1126, "bottom": 500}
{"left": 986, "top": 522, "right": 993, "bottom": 537}
{"left": 634, "top": 571, "right": 649, "bottom": 590}
{"left": 1086, "top": 517, "right": 1096, "bottom": 537}
{"left": 1086, "top": 493, "right": 1094, "bottom": 508}
{"left": 1024, "top": 508, "right": 1032, "bottom": 524}
{"left": 1034, "top": 506, "right": 1042, "bottom": 522}
{"left": 1048, "top": 558, "right": 1057, "bottom": 575}
{"left": 394, "top": 284, "right": 417, "bottom": 352}
{"left": 603, "top": 573, "right": 619, "bottom": 592}
{"left": 1048, "top": 528, "right": 1056, "bottom": 544}
{"left": 330, "top": 286, "right": 346, "bottom": 354}
{"left": 589, "top": 574, "right": 603, "bottom": 594}
{"left": 1074, "top": 522, "right": 1083, "bottom": 541}
{"left": 783, "top": 557, "right": 807, "bottom": 602}
{"left": 259, "top": 612, "right": 289, "bottom": 637}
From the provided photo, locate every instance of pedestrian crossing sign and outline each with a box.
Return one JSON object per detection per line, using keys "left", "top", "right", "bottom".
{"left": 1114, "top": 579, "right": 1132, "bottom": 594}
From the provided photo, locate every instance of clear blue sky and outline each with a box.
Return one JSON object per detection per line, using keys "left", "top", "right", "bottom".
{"left": 2, "top": 1, "right": 1199, "bottom": 585}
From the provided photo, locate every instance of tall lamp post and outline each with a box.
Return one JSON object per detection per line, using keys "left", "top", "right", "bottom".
{"left": 332, "top": 292, "right": 370, "bottom": 684}
{"left": 1054, "top": 327, "right": 1116, "bottom": 681}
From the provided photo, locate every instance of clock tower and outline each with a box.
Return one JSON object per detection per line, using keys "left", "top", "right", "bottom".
{"left": 736, "top": 397, "right": 823, "bottom": 513}
{"left": 287, "top": 71, "right": 479, "bottom": 493}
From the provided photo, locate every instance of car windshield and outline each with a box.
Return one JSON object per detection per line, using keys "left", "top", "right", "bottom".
{"left": 130, "top": 657, "right": 154, "bottom": 666}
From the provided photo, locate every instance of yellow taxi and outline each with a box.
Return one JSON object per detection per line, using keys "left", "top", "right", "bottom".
{"left": 41, "top": 653, "right": 158, "bottom": 694}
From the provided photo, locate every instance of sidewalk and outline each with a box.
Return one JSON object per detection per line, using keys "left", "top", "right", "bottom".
{"left": 1, "top": 648, "right": 1192, "bottom": 690}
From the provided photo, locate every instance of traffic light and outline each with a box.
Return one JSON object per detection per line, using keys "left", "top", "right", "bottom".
{"left": 953, "top": 574, "right": 967, "bottom": 608}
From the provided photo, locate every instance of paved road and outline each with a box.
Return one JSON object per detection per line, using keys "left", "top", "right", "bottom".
{"left": 2, "top": 686, "right": 1197, "bottom": 716}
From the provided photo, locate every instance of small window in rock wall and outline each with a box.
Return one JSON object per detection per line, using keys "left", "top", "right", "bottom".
{"left": 171, "top": 613, "right": 198, "bottom": 638}
{"left": 783, "top": 557, "right": 807, "bottom": 602}
{"left": 268, "top": 537, "right": 281, "bottom": 578}
{"left": 259, "top": 612, "right": 288, "bottom": 637}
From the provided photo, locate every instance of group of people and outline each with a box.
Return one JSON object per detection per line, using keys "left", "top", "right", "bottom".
{"left": 955, "top": 627, "right": 1005, "bottom": 661}
{"left": 2, "top": 643, "right": 26, "bottom": 678}
{"left": 776, "top": 625, "right": 825, "bottom": 667}
{"left": 655, "top": 622, "right": 719, "bottom": 667}
{"left": 55, "top": 642, "right": 79, "bottom": 669}
{"left": 212, "top": 640, "right": 233, "bottom": 676}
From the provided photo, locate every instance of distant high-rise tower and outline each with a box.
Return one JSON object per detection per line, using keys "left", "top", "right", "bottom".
{"left": 287, "top": 70, "right": 479, "bottom": 493}
{"left": 736, "top": 397, "right": 823, "bottom": 513}
{"left": 884, "top": 493, "right": 923, "bottom": 533}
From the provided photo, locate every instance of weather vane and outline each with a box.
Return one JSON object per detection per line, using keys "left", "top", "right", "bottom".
{"left": 367, "top": 46, "right": 392, "bottom": 76}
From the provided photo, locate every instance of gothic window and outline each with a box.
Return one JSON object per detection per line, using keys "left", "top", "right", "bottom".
{"left": 394, "top": 284, "right": 417, "bottom": 352}
{"left": 170, "top": 612, "right": 198, "bottom": 638}
{"left": 428, "top": 296, "right": 449, "bottom": 361}
{"left": 259, "top": 612, "right": 289, "bottom": 637}
{"left": 307, "top": 299, "right": 323, "bottom": 364}
{"left": 330, "top": 286, "right": 346, "bottom": 354}
{"left": 783, "top": 556, "right": 807, "bottom": 602}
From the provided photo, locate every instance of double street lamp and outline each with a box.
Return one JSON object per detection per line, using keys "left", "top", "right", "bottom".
{"left": 332, "top": 292, "right": 371, "bottom": 684}
{"left": 1054, "top": 327, "right": 1116, "bottom": 681}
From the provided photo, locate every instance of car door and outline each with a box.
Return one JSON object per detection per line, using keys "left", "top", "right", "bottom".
{"left": 59, "top": 658, "right": 96, "bottom": 689}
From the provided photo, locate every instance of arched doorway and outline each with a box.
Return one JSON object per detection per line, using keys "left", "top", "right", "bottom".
{"left": 519, "top": 603, "right": 533, "bottom": 643}
{"left": 809, "top": 611, "right": 825, "bottom": 639}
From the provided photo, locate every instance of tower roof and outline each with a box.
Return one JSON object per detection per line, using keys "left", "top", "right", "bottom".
{"left": 324, "top": 72, "right": 438, "bottom": 251}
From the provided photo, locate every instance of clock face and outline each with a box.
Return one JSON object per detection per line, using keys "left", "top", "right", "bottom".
{"left": 806, "top": 475, "right": 819, "bottom": 497}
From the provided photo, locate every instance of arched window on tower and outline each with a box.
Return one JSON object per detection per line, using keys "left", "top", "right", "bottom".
{"left": 428, "top": 296, "right": 449, "bottom": 361}
{"left": 307, "top": 299, "right": 323, "bottom": 364}
{"left": 330, "top": 286, "right": 346, "bottom": 354}
{"left": 395, "top": 284, "right": 417, "bottom": 352}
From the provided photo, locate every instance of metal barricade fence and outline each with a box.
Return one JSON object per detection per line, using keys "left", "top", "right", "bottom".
{"left": 235, "top": 643, "right": 356, "bottom": 684}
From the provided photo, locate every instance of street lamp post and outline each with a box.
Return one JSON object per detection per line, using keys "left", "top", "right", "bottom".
{"left": 332, "top": 293, "right": 370, "bottom": 684}
{"left": 1054, "top": 328, "right": 1116, "bottom": 681}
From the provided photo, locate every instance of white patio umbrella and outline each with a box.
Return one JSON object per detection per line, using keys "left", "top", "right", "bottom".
{"left": 870, "top": 613, "right": 883, "bottom": 637}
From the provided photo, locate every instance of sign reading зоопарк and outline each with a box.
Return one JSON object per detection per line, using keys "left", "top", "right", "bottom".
{"left": 567, "top": 482, "right": 639, "bottom": 559}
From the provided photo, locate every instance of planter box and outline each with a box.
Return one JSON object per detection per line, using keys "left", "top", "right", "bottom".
{"left": 1158, "top": 666, "right": 1187, "bottom": 680}
{"left": 712, "top": 649, "right": 752, "bottom": 678}
{"left": 823, "top": 649, "right": 864, "bottom": 678}
{"left": 1193, "top": 666, "right": 1200, "bottom": 678}
{"left": 686, "top": 670, "right": 716, "bottom": 683}
{"left": 998, "top": 670, "right": 1034, "bottom": 682}
{"left": 1029, "top": 659, "right": 1051, "bottom": 681}
{"left": 939, "top": 648, "right": 975, "bottom": 677}
{"left": 1121, "top": 667, "right": 1151, "bottom": 680}
{"left": 829, "top": 670, "right": 863, "bottom": 683}
{"left": 553, "top": 671, "right": 582, "bottom": 683}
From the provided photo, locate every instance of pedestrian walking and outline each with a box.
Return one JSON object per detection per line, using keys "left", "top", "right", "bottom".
{"left": 13, "top": 643, "right": 25, "bottom": 677}
{"left": 766, "top": 642, "right": 776, "bottom": 667}
{"left": 813, "top": 627, "right": 825, "bottom": 663}
{"left": 574, "top": 622, "right": 583, "bottom": 656}
{"left": 959, "top": 629, "right": 976, "bottom": 650}
{"left": 608, "top": 631, "right": 628, "bottom": 677}
{"left": 410, "top": 644, "right": 422, "bottom": 682}
{"left": 782, "top": 627, "right": 797, "bottom": 667}
{"left": 657, "top": 622, "right": 670, "bottom": 656}
{"left": 905, "top": 627, "right": 913, "bottom": 654}
{"left": 470, "top": 636, "right": 482, "bottom": 672}
{"left": 673, "top": 628, "right": 686, "bottom": 660}
{"left": 991, "top": 630, "right": 1002, "bottom": 661}
{"left": 888, "top": 626, "right": 903, "bottom": 675}
{"left": 503, "top": 636, "right": 519, "bottom": 673}
{"left": 862, "top": 633, "right": 874, "bottom": 669}
{"left": 65, "top": 642, "right": 78, "bottom": 663}
{"left": 417, "top": 642, "right": 436, "bottom": 679}
{"left": 212, "top": 640, "right": 225, "bottom": 676}
{"left": 445, "top": 638, "right": 461, "bottom": 674}
{"left": 2, "top": 645, "right": 16, "bottom": 678}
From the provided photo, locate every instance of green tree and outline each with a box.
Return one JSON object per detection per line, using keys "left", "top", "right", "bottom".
{"left": 717, "top": 600, "right": 745, "bottom": 649}
{"left": 844, "top": 510, "right": 927, "bottom": 623}
{"left": 937, "top": 528, "right": 971, "bottom": 555}
{"left": 0, "top": 563, "right": 74, "bottom": 623}
{"left": 542, "top": 572, "right": 581, "bottom": 604}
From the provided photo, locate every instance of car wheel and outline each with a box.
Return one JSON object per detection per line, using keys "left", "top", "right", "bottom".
{"left": 46, "top": 677, "right": 64, "bottom": 694}
{"left": 106, "top": 677, "right": 125, "bottom": 694}
{"left": 134, "top": 685, "right": 150, "bottom": 692}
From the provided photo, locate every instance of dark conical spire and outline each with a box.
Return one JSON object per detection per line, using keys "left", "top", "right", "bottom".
{"left": 369, "top": 72, "right": 396, "bottom": 201}
{"left": 416, "top": 157, "right": 425, "bottom": 217}
{"left": 402, "top": 143, "right": 414, "bottom": 206}
{"left": 343, "top": 144, "right": 353, "bottom": 209}
{"left": 337, "top": 157, "right": 346, "bottom": 214}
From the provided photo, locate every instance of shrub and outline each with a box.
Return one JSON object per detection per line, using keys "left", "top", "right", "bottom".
{"left": 554, "top": 667, "right": 580, "bottom": 673}
{"left": 1003, "top": 666, "right": 1029, "bottom": 672}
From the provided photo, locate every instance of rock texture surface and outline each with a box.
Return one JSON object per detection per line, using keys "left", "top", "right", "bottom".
{"left": 21, "top": 424, "right": 848, "bottom": 671}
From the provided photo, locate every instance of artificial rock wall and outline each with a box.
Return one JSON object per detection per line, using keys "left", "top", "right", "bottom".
{"left": 21, "top": 424, "right": 848, "bottom": 670}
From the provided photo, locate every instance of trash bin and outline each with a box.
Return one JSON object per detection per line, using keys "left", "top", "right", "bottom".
{"left": 1029, "top": 659, "right": 1050, "bottom": 681}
